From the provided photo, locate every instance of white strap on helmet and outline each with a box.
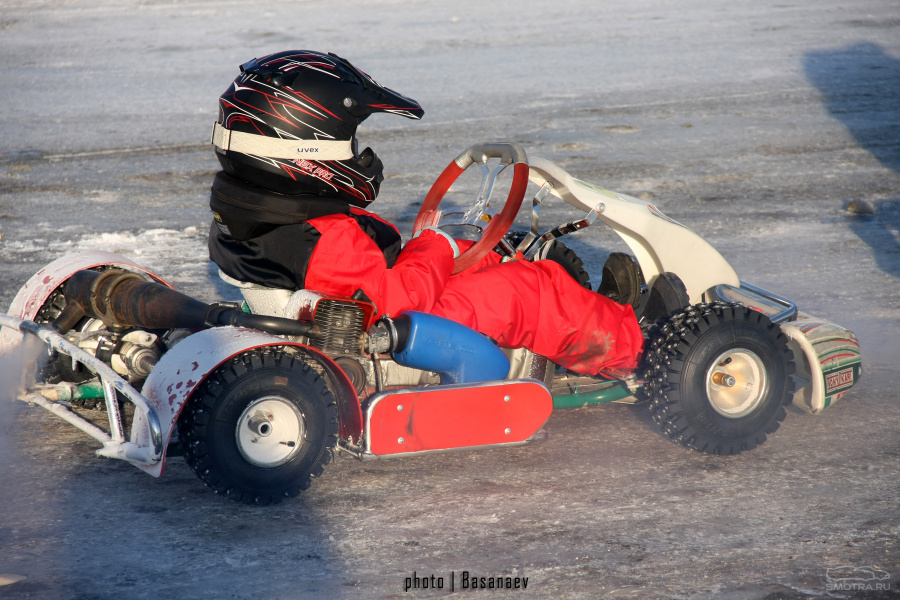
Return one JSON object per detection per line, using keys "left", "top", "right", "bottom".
{"left": 211, "top": 122, "right": 354, "bottom": 160}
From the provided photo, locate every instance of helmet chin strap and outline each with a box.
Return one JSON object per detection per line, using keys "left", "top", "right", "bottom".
{"left": 211, "top": 123, "right": 354, "bottom": 161}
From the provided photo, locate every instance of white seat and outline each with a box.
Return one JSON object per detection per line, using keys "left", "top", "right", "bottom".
{"left": 218, "top": 270, "right": 293, "bottom": 318}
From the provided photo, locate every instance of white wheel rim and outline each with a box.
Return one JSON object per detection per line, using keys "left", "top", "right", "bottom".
{"left": 705, "top": 349, "right": 769, "bottom": 418}
{"left": 235, "top": 396, "right": 306, "bottom": 468}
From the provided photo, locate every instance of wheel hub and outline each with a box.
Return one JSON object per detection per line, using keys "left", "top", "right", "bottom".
{"left": 705, "top": 349, "right": 769, "bottom": 418}
{"left": 235, "top": 396, "right": 306, "bottom": 467}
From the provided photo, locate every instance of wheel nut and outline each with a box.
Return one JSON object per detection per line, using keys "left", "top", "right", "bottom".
{"left": 247, "top": 412, "right": 273, "bottom": 436}
{"left": 712, "top": 372, "right": 736, "bottom": 387}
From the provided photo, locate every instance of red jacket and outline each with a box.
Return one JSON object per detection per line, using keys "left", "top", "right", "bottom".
{"left": 299, "top": 209, "right": 643, "bottom": 375}
{"left": 302, "top": 209, "right": 458, "bottom": 318}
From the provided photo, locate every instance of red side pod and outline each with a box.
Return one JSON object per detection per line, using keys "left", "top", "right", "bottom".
{"left": 365, "top": 380, "right": 552, "bottom": 456}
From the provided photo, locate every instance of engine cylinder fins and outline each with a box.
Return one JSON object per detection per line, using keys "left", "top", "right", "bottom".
{"left": 310, "top": 300, "right": 366, "bottom": 355}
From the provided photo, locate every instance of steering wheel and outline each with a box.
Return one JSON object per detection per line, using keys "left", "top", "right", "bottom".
{"left": 413, "top": 143, "right": 529, "bottom": 274}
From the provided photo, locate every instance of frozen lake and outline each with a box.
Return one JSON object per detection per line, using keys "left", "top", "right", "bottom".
{"left": 1, "top": 1, "right": 898, "bottom": 598}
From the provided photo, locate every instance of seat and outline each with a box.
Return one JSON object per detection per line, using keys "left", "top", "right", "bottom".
{"left": 218, "top": 270, "right": 294, "bottom": 318}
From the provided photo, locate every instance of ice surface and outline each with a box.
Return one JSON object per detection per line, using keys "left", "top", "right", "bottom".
{"left": 0, "top": 1, "right": 898, "bottom": 598}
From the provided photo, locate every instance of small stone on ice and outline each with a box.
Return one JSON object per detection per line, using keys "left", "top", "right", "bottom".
{"left": 845, "top": 199, "right": 876, "bottom": 215}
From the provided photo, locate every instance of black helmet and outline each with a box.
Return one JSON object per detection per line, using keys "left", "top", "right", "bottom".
{"left": 212, "top": 50, "right": 424, "bottom": 206}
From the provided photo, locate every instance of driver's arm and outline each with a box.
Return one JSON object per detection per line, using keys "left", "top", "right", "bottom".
{"left": 303, "top": 217, "right": 456, "bottom": 317}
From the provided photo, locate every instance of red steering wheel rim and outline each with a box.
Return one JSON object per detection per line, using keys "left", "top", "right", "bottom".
{"left": 413, "top": 143, "right": 529, "bottom": 274}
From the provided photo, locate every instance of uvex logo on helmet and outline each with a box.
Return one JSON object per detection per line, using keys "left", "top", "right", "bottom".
{"left": 211, "top": 50, "right": 424, "bottom": 207}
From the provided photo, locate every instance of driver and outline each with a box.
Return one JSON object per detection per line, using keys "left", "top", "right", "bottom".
{"left": 208, "top": 50, "right": 684, "bottom": 376}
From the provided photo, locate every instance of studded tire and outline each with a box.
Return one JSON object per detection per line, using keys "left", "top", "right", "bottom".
{"left": 641, "top": 302, "right": 795, "bottom": 455}
{"left": 178, "top": 348, "right": 339, "bottom": 505}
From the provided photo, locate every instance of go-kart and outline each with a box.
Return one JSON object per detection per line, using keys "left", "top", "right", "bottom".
{"left": 0, "top": 143, "right": 862, "bottom": 505}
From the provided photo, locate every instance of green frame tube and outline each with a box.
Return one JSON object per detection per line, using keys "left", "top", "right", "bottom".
{"left": 552, "top": 380, "right": 637, "bottom": 409}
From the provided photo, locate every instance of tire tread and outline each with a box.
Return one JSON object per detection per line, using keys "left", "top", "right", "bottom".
{"left": 641, "top": 302, "right": 795, "bottom": 455}
{"left": 178, "top": 348, "right": 339, "bottom": 505}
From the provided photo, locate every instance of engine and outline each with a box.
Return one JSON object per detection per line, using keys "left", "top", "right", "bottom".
{"left": 35, "top": 285, "right": 168, "bottom": 389}
{"left": 307, "top": 299, "right": 366, "bottom": 355}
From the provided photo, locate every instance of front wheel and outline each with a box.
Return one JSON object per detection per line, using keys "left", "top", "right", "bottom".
{"left": 503, "top": 231, "right": 592, "bottom": 290}
{"left": 641, "top": 303, "right": 795, "bottom": 455}
{"left": 178, "top": 348, "right": 339, "bottom": 505}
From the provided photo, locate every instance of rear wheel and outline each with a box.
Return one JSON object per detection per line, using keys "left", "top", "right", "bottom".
{"left": 641, "top": 303, "right": 795, "bottom": 455}
{"left": 178, "top": 348, "right": 339, "bottom": 505}
{"left": 34, "top": 281, "right": 105, "bottom": 407}
{"left": 36, "top": 287, "right": 94, "bottom": 375}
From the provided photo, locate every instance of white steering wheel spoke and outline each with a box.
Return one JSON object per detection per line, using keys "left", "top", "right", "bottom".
{"left": 461, "top": 161, "right": 509, "bottom": 226}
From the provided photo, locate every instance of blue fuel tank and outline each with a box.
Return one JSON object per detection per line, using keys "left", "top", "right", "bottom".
{"left": 391, "top": 312, "right": 510, "bottom": 384}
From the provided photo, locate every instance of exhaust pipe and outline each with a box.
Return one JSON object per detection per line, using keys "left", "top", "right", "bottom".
{"left": 61, "top": 269, "right": 319, "bottom": 337}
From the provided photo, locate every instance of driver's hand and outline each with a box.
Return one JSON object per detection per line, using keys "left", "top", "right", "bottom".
{"left": 412, "top": 226, "right": 461, "bottom": 258}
